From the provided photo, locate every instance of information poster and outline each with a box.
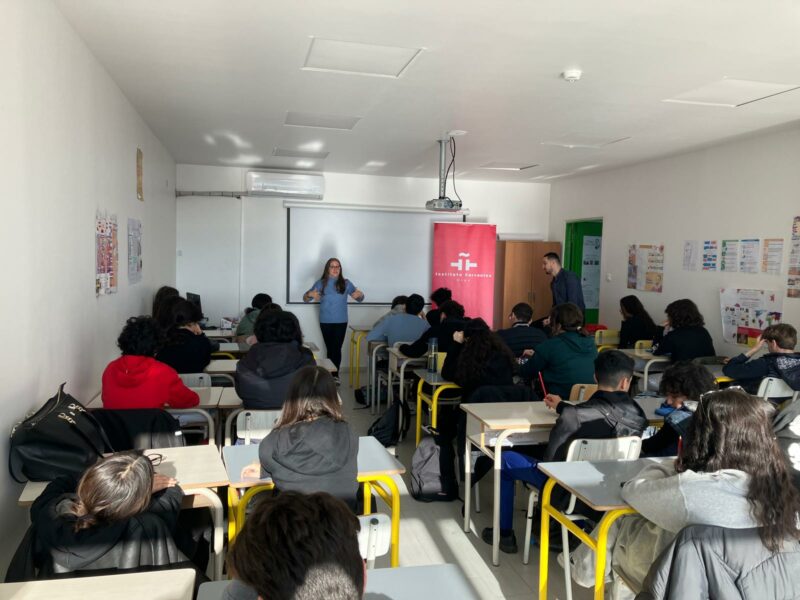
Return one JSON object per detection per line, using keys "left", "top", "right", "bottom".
{"left": 702, "top": 240, "right": 718, "bottom": 271}
{"left": 788, "top": 217, "right": 800, "bottom": 297}
{"left": 762, "top": 238, "right": 784, "bottom": 275}
{"left": 627, "top": 243, "right": 664, "bottom": 293}
{"left": 720, "top": 288, "right": 783, "bottom": 346}
{"left": 720, "top": 239, "right": 740, "bottom": 272}
{"left": 127, "top": 218, "right": 142, "bottom": 284}
{"left": 682, "top": 240, "right": 699, "bottom": 271}
{"left": 95, "top": 212, "right": 118, "bottom": 296}
{"left": 581, "top": 235, "right": 601, "bottom": 310}
{"left": 739, "top": 239, "right": 760, "bottom": 274}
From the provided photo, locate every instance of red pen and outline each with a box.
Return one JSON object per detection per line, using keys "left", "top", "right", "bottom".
{"left": 538, "top": 372, "right": 548, "bottom": 397}
{"left": 677, "top": 435, "right": 683, "bottom": 457}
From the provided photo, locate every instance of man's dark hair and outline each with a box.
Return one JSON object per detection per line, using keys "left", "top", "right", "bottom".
{"left": 252, "top": 293, "right": 272, "bottom": 310}
{"left": 117, "top": 316, "right": 165, "bottom": 357}
{"left": 543, "top": 252, "right": 561, "bottom": 264}
{"left": 168, "top": 299, "right": 203, "bottom": 330}
{"left": 430, "top": 287, "right": 452, "bottom": 306}
{"left": 254, "top": 310, "right": 304, "bottom": 345}
{"left": 405, "top": 294, "right": 425, "bottom": 315}
{"left": 439, "top": 300, "right": 465, "bottom": 319}
{"left": 228, "top": 492, "right": 364, "bottom": 600}
{"left": 659, "top": 361, "right": 716, "bottom": 400}
{"left": 594, "top": 350, "right": 634, "bottom": 388}
{"left": 511, "top": 302, "right": 533, "bottom": 323}
{"left": 762, "top": 323, "right": 797, "bottom": 350}
{"left": 665, "top": 298, "right": 705, "bottom": 328}
{"left": 391, "top": 295, "right": 408, "bottom": 309}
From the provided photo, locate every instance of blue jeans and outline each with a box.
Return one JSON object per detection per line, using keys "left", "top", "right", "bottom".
{"left": 500, "top": 450, "right": 549, "bottom": 530}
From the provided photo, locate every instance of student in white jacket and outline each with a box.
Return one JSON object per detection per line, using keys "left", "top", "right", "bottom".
{"left": 569, "top": 388, "right": 800, "bottom": 598}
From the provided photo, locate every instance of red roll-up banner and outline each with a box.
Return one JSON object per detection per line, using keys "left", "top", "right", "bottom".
{"left": 432, "top": 222, "right": 497, "bottom": 323}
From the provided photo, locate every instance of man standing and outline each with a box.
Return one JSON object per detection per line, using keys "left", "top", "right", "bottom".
{"left": 543, "top": 252, "right": 585, "bottom": 312}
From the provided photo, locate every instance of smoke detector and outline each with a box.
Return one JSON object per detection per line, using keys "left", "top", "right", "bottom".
{"left": 561, "top": 68, "right": 583, "bottom": 82}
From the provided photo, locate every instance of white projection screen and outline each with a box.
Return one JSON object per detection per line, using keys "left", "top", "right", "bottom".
{"left": 287, "top": 205, "right": 463, "bottom": 304}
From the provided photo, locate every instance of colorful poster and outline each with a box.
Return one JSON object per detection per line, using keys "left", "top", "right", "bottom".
{"left": 95, "top": 212, "right": 118, "bottom": 295}
{"left": 720, "top": 239, "right": 740, "bottom": 272}
{"left": 702, "top": 240, "right": 718, "bottom": 271}
{"left": 581, "top": 235, "right": 602, "bottom": 310}
{"left": 762, "top": 238, "right": 784, "bottom": 275}
{"left": 788, "top": 217, "right": 800, "bottom": 297}
{"left": 720, "top": 288, "right": 783, "bottom": 346}
{"left": 627, "top": 243, "right": 664, "bottom": 293}
{"left": 682, "top": 240, "right": 699, "bottom": 271}
{"left": 739, "top": 239, "right": 760, "bottom": 274}
{"left": 431, "top": 223, "right": 496, "bottom": 324}
{"left": 127, "top": 218, "right": 142, "bottom": 284}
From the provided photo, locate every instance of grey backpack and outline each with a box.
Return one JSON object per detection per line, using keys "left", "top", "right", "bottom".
{"left": 410, "top": 436, "right": 457, "bottom": 502}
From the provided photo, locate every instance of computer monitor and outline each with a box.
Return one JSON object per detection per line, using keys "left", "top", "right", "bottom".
{"left": 186, "top": 292, "right": 202, "bottom": 315}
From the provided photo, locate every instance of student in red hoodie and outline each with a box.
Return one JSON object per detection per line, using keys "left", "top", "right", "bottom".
{"left": 102, "top": 316, "right": 199, "bottom": 409}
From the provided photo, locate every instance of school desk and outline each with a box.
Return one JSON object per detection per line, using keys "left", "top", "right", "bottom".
{"left": 618, "top": 349, "right": 671, "bottom": 391}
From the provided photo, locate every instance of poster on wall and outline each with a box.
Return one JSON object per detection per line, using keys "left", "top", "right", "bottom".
{"left": 627, "top": 243, "right": 664, "bottom": 293}
{"left": 787, "top": 217, "right": 800, "bottom": 297}
{"left": 127, "top": 218, "right": 142, "bottom": 284}
{"left": 702, "top": 240, "right": 719, "bottom": 271}
{"left": 739, "top": 239, "right": 760, "bottom": 274}
{"left": 581, "top": 235, "right": 601, "bottom": 310}
{"left": 762, "top": 238, "right": 784, "bottom": 275}
{"left": 720, "top": 239, "right": 740, "bottom": 272}
{"left": 719, "top": 288, "right": 783, "bottom": 346}
{"left": 682, "top": 240, "right": 699, "bottom": 271}
{"left": 95, "top": 211, "right": 118, "bottom": 296}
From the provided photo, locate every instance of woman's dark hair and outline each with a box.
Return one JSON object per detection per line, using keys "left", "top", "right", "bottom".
{"left": 659, "top": 362, "right": 717, "bottom": 400}
{"left": 70, "top": 452, "right": 154, "bottom": 532}
{"left": 277, "top": 366, "right": 343, "bottom": 428}
{"left": 455, "top": 318, "right": 516, "bottom": 389}
{"left": 665, "top": 298, "right": 705, "bottom": 328}
{"left": 320, "top": 257, "right": 346, "bottom": 294}
{"left": 251, "top": 293, "right": 272, "bottom": 310}
{"left": 152, "top": 286, "right": 179, "bottom": 323}
{"left": 405, "top": 294, "right": 425, "bottom": 315}
{"left": 438, "top": 300, "right": 465, "bottom": 319}
{"left": 678, "top": 389, "right": 800, "bottom": 552}
{"left": 227, "top": 492, "right": 364, "bottom": 600}
{"left": 391, "top": 295, "right": 408, "bottom": 309}
{"left": 168, "top": 299, "right": 203, "bottom": 331}
{"left": 117, "top": 316, "right": 165, "bottom": 357}
{"left": 620, "top": 295, "right": 656, "bottom": 330}
{"left": 254, "top": 310, "right": 304, "bottom": 345}
{"left": 155, "top": 295, "right": 184, "bottom": 331}
{"left": 549, "top": 303, "right": 587, "bottom": 336}
{"left": 430, "top": 287, "right": 452, "bottom": 306}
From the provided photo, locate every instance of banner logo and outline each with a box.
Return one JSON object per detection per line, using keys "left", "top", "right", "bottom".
{"left": 450, "top": 252, "right": 478, "bottom": 272}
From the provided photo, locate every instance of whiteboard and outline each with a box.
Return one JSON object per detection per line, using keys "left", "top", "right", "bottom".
{"left": 287, "top": 206, "right": 462, "bottom": 304}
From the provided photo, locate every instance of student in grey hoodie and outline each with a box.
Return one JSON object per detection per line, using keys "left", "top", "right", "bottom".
{"left": 569, "top": 388, "right": 800, "bottom": 597}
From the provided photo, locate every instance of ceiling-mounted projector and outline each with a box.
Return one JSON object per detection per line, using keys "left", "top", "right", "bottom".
{"left": 426, "top": 138, "right": 466, "bottom": 213}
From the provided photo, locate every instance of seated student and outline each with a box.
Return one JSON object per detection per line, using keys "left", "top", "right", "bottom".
{"left": 245, "top": 366, "right": 359, "bottom": 508}
{"left": 653, "top": 298, "right": 715, "bottom": 361}
{"left": 569, "top": 389, "right": 800, "bottom": 596}
{"left": 496, "top": 302, "right": 547, "bottom": 357}
{"left": 618, "top": 295, "right": 658, "bottom": 349}
{"left": 518, "top": 303, "right": 597, "bottom": 397}
{"left": 27, "top": 452, "right": 189, "bottom": 577}
{"left": 640, "top": 362, "right": 716, "bottom": 457}
{"left": 366, "top": 293, "right": 429, "bottom": 348}
{"left": 155, "top": 294, "right": 185, "bottom": 332}
{"left": 224, "top": 492, "right": 364, "bottom": 600}
{"left": 425, "top": 287, "right": 452, "bottom": 327}
{"left": 156, "top": 298, "right": 216, "bottom": 374}
{"left": 102, "top": 316, "right": 199, "bottom": 409}
{"left": 235, "top": 311, "right": 316, "bottom": 409}
{"left": 372, "top": 294, "right": 407, "bottom": 329}
{"left": 152, "top": 285, "right": 179, "bottom": 322}
{"left": 235, "top": 293, "right": 272, "bottom": 338}
{"left": 722, "top": 323, "right": 800, "bottom": 394}
{"left": 483, "top": 350, "right": 648, "bottom": 553}
{"left": 399, "top": 299, "right": 466, "bottom": 358}
{"left": 242, "top": 301, "right": 283, "bottom": 346}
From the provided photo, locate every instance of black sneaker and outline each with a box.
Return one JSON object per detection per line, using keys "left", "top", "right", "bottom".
{"left": 354, "top": 388, "right": 368, "bottom": 406}
{"left": 481, "top": 527, "right": 518, "bottom": 554}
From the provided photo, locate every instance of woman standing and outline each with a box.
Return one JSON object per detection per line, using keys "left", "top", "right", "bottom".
{"left": 303, "top": 257, "right": 364, "bottom": 380}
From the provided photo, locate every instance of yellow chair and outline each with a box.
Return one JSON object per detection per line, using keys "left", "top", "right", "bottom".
{"left": 594, "top": 329, "right": 620, "bottom": 352}
{"left": 568, "top": 383, "right": 598, "bottom": 403}
{"left": 415, "top": 352, "right": 461, "bottom": 446}
{"left": 210, "top": 352, "right": 237, "bottom": 359}
{"left": 634, "top": 340, "right": 653, "bottom": 351}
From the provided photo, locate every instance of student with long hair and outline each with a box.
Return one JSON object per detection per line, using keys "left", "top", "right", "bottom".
{"left": 653, "top": 298, "right": 715, "bottom": 361}
{"left": 152, "top": 285, "right": 179, "bottom": 323}
{"left": 303, "top": 258, "right": 364, "bottom": 381}
{"left": 157, "top": 298, "right": 216, "bottom": 374}
{"left": 618, "top": 295, "right": 658, "bottom": 349}
{"left": 570, "top": 389, "right": 800, "bottom": 595}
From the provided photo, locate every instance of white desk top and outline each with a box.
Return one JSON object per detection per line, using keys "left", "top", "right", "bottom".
{"left": 0, "top": 568, "right": 196, "bottom": 600}
{"left": 218, "top": 387, "right": 244, "bottom": 409}
{"left": 618, "top": 349, "right": 670, "bottom": 361}
{"left": 203, "top": 328, "right": 237, "bottom": 339}
{"left": 633, "top": 393, "right": 669, "bottom": 424}
{"left": 197, "top": 564, "right": 479, "bottom": 600}
{"left": 86, "top": 387, "right": 221, "bottom": 409}
{"left": 461, "top": 401, "right": 558, "bottom": 430}
{"left": 537, "top": 457, "right": 674, "bottom": 511}
{"left": 19, "top": 445, "right": 229, "bottom": 506}
{"left": 316, "top": 357, "right": 336, "bottom": 372}
{"left": 223, "top": 435, "right": 405, "bottom": 488}
{"left": 304, "top": 341, "right": 320, "bottom": 352}
{"left": 217, "top": 342, "right": 250, "bottom": 354}
{"left": 349, "top": 325, "right": 372, "bottom": 333}
{"left": 206, "top": 359, "right": 238, "bottom": 374}
{"left": 412, "top": 368, "right": 455, "bottom": 386}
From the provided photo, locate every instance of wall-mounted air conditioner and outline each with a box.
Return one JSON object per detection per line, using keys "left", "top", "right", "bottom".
{"left": 246, "top": 171, "right": 324, "bottom": 200}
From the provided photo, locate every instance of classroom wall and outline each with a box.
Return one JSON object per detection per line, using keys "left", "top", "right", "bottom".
{"left": 176, "top": 165, "right": 550, "bottom": 361}
{"left": 549, "top": 124, "right": 800, "bottom": 356}
{"left": 0, "top": 0, "right": 177, "bottom": 565}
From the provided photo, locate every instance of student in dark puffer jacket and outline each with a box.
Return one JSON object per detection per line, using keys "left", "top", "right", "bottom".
{"left": 722, "top": 323, "right": 800, "bottom": 394}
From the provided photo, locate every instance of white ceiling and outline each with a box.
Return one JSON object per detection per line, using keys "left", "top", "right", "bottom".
{"left": 55, "top": 0, "right": 800, "bottom": 182}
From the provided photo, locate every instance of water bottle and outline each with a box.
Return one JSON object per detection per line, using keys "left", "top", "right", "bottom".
{"left": 427, "top": 337, "right": 438, "bottom": 372}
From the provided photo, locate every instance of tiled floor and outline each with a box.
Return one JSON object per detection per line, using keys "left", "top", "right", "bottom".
{"left": 342, "top": 371, "right": 594, "bottom": 600}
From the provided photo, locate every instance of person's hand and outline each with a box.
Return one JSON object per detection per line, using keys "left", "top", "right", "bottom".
{"left": 543, "top": 317, "right": 551, "bottom": 327}
{"left": 453, "top": 331, "right": 465, "bottom": 344}
{"left": 521, "top": 348, "right": 534, "bottom": 358}
{"left": 745, "top": 336, "right": 766, "bottom": 357}
{"left": 543, "top": 394, "right": 562, "bottom": 410}
{"left": 351, "top": 289, "right": 364, "bottom": 301}
{"left": 722, "top": 356, "right": 731, "bottom": 364}
{"left": 188, "top": 323, "right": 202, "bottom": 335}
{"left": 241, "top": 462, "right": 261, "bottom": 480}
{"left": 152, "top": 473, "right": 177, "bottom": 493}
{"left": 306, "top": 290, "right": 321, "bottom": 302}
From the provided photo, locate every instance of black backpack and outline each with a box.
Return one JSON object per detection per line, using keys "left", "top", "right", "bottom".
{"left": 9, "top": 383, "right": 113, "bottom": 482}
{"left": 367, "top": 399, "right": 410, "bottom": 447}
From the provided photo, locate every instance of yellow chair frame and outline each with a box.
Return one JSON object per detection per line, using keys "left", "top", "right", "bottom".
{"left": 415, "top": 377, "right": 461, "bottom": 446}
{"left": 348, "top": 330, "right": 368, "bottom": 388}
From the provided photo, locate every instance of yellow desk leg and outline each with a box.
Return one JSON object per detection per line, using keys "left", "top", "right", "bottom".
{"left": 415, "top": 379, "right": 424, "bottom": 446}
{"left": 227, "top": 487, "right": 240, "bottom": 544}
{"left": 355, "top": 332, "right": 366, "bottom": 389}
{"left": 592, "top": 508, "right": 636, "bottom": 600}
{"left": 538, "top": 478, "right": 556, "bottom": 600}
{"left": 362, "top": 481, "right": 372, "bottom": 515}
{"left": 349, "top": 333, "right": 356, "bottom": 386}
{"left": 360, "top": 474, "right": 401, "bottom": 567}
{"left": 235, "top": 484, "right": 275, "bottom": 536}
{"left": 430, "top": 383, "right": 460, "bottom": 432}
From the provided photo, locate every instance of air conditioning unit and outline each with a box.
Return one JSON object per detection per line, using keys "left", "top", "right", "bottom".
{"left": 246, "top": 171, "right": 324, "bottom": 200}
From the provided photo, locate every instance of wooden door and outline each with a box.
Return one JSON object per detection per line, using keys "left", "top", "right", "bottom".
{"left": 531, "top": 241, "right": 562, "bottom": 321}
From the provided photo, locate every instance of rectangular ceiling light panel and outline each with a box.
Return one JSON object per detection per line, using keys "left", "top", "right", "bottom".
{"left": 479, "top": 162, "right": 539, "bottom": 171}
{"left": 303, "top": 37, "right": 423, "bottom": 78}
{"left": 663, "top": 79, "right": 800, "bottom": 108}
{"left": 540, "top": 134, "right": 631, "bottom": 149}
{"left": 273, "top": 147, "right": 330, "bottom": 159}
{"left": 284, "top": 111, "right": 361, "bottom": 130}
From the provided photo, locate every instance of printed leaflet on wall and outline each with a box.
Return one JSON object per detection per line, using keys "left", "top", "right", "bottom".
{"left": 627, "top": 243, "right": 664, "bottom": 293}
{"left": 719, "top": 288, "right": 783, "bottom": 346}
